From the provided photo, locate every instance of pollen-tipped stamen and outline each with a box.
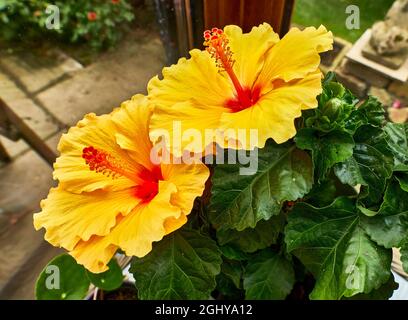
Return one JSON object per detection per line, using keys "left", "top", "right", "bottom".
{"left": 82, "top": 146, "right": 163, "bottom": 202}
{"left": 204, "top": 27, "right": 252, "bottom": 109}
{"left": 82, "top": 146, "right": 136, "bottom": 182}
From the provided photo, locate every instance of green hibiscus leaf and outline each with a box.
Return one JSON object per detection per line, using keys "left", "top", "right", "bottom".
{"left": 305, "top": 80, "right": 384, "bottom": 135}
{"left": 209, "top": 141, "right": 313, "bottom": 231}
{"left": 219, "top": 259, "right": 243, "bottom": 289}
{"left": 345, "top": 97, "right": 385, "bottom": 133}
{"left": 305, "top": 178, "right": 337, "bottom": 207}
{"left": 215, "top": 259, "right": 243, "bottom": 299}
{"left": 295, "top": 128, "right": 354, "bottom": 181}
{"left": 363, "top": 180, "right": 408, "bottom": 248}
{"left": 216, "top": 213, "right": 285, "bottom": 253}
{"left": 36, "top": 254, "right": 90, "bottom": 300}
{"left": 384, "top": 123, "right": 408, "bottom": 171}
{"left": 304, "top": 73, "right": 358, "bottom": 132}
{"left": 215, "top": 258, "right": 246, "bottom": 299}
{"left": 334, "top": 125, "right": 393, "bottom": 207}
{"left": 130, "top": 229, "right": 222, "bottom": 299}
{"left": 86, "top": 259, "right": 123, "bottom": 291}
{"left": 344, "top": 275, "right": 398, "bottom": 300}
{"left": 322, "top": 71, "right": 337, "bottom": 86}
{"left": 285, "top": 198, "right": 392, "bottom": 300}
{"left": 305, "top": 172, "right": 357, "bottom": 207}
{"left": 219, "top": 245, "right": 251, "bottom": 261}
{"left": 396, "top": 172, "right": 408, "bottom": 192}
{"left": 243, "top": 249, "right": 295, "bottom": 300}
{"left": 215, "top": 273, "right": 243, "bottom": 299}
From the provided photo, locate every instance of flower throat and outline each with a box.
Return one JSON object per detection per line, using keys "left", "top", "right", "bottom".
{"left": 204, "top": 28, "right": 260, "bottom": 112}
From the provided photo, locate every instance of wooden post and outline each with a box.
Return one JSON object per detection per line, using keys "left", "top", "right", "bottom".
{"left": 154, "top": 0, "right": 294, "bottom": 64}
{"left": 203, "top": 0, "right": 295, "bottom": 37}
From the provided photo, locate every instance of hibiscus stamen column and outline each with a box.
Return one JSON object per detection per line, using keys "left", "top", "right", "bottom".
{"left": 82, "top": 146, "right": 133, "bottom": 180}
{"left": 82, "top": 146, "right": 163, "bottom": 202}
{"left": 204, "top": 28, "right": 253, "bottom": 109}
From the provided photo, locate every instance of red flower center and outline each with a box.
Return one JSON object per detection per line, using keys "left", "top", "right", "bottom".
{"left": 133, "top": 166, "right": 163, "bottom": 203}
{"left": 82, "top": 146, "right": 163, "bottom": 202}
{"left": 204, "top": 28, "right": 260, "bottom": 112}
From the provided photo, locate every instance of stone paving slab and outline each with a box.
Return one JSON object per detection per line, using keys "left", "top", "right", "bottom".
{"left": 0, "top": 132, "right": 62, "bottom": 299}
{"left": 0, "top": 50, "right": 83, "bottom": 95}
{"left": 0, "top": 71, "right": 60, "bottom": 159}
{"left": 0, "top": 72, "right": 28, "bottom": 158}
{"left": 0, "top": 133, "right": 60, "bottom": 230}
{"left": 37, "top": 32, "right": 165, "bottom": 126}
{"left": 0, "top": 72, "right": 26, "bottom": 101}
{"left": 0, "top": 241, "right": 62, "bottom": 300}
{"left": 0, "top": 143, "right": 54, "bottom": 292}
{"left": 0, "top": 137, "right": 28, "bottom": 160}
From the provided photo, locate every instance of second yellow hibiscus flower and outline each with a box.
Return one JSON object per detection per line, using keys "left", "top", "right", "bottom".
{"left": 148, "top": 23, "right": 333, "bottom": 156}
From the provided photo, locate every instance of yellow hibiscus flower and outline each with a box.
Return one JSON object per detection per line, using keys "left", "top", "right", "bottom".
{"left": 149, "top": 23, "right": 333, "bottom": 156}
{"left": 33, "top": 95, "right": 209, "bottom": 273}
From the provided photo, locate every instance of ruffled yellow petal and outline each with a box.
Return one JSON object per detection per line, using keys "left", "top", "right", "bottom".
{"left": 150, "top": 100, "right": 226, "bottom": 156}
{"left": 33, "top": 186, "right": 140, "bottom": 251}
{"left": 70, "top": 181, "right": 182, "bottom": 273}
{"left": 224, "top": 23, "right": 279, "bottom": 88}
{"left": 162, "top": 162, "right": 209, "bottom": 214}
{"left": 163, "top": 213, "right": 188, "bottom": 234}
{"left": 111, "top": 181, "right": 181, "bottom": 256}
{"left": 220, "top": 71, "right": 323, "bottom": 148}
{"left": 255, "top": 25, "right": 333, "bottom": 93}
{"left": 148, "top": 49, "right": 232, "bottom": 108}
{"left": 54, "top": 113, "right": 139, "bottom": 193}
{"left": 111, "top": 94, "right": 155, "bottom": 170}
{"left": 148, "top": 49, "right": 236, "bottom": 156}
{"left": 70, "top": 237, "right": 118, "bottom": 274}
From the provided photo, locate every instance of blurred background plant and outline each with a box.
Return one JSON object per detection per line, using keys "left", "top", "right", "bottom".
{"left": 0, "top": 0, "right": 135, "bottom": 50}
